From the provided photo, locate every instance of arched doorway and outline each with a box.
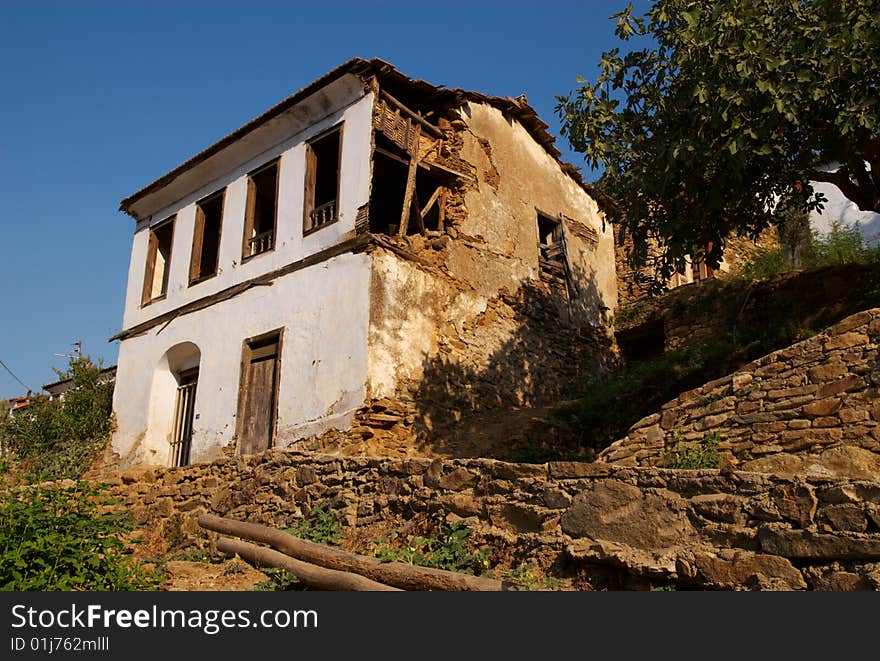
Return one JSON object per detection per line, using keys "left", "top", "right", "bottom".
{"left": 151, "top": 342, "right": 201, "bottom": 466}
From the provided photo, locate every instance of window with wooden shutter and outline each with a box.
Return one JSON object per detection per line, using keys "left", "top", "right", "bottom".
{"left": 303, "top": 125, "right": 342, "bottom": 235}
{"left": 189, "top": 189, "right": 224, "bottom": 285}
{"left": 242, "top": 159, "right": 279, "bottom": 260}
{"left": 141, "top": 216, "right": 175, "bottom": 306}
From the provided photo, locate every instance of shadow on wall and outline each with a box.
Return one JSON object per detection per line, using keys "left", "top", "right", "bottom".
{"left": 401, "top": 263, "right": 617, "bottom": 461}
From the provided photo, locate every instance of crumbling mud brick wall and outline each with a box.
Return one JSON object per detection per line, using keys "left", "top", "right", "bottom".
{"left": 110, "top": 450, "right": 880, "bottom": 590}
{"left": 350, "top": 99, "right": 618, "bottom": 451}
{"left": 600, "top": 308, "right": 880, "bottom": 479}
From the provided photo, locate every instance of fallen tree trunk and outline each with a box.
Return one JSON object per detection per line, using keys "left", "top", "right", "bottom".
{"left": 216, "top": 537, "right": 400, "bottom": 591}
{"left": 200, "top": 513, "right": 510, "bottom": 591}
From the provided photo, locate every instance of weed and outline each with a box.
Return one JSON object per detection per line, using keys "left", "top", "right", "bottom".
{"left": 743, "top": 220, "right": 880, "bottom": 281}
{"left": 501, "top": 562, "right": 564, "bottom": 591}
{"left": 0, "top": 482, "right": 159, "bottom": 591}
{"left": 222, "top": 560, "right": 248, "bottom": 575}
{"left": 287, "top": 505, "right": 345, "bottom": 546}
{"left": 371, "top": 514, "right": 490, "bottom": 576}
{"left": 172, "top": 548, "right": 213, "bottom": 563}
{"left": 253, "top": 568, "right": 302, "bottom": 591}
{"left": 663, "top": 431, "right": 722, "bottom": 469}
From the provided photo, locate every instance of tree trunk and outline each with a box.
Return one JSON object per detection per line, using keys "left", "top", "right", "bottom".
{"left": 216, "top": 537, "right": 400, "bottom": 591}
{"left": 199, "top": 513, "right": 511, "bottom": 591}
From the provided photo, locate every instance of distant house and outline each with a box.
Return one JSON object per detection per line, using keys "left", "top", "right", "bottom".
{"left": 42, "top": 365, "right": 117, "bottom": 400}
{"left": 110, "top": 58, "right": 618, "bottom": 468}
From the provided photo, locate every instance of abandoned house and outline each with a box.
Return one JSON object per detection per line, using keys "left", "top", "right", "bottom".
{"left": 109, "top": 58, "right": 617, "bottom": 468}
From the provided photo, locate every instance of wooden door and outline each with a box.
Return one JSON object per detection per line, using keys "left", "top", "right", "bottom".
{"left": 236, "top": 333, "right": 281, "bottom": 455}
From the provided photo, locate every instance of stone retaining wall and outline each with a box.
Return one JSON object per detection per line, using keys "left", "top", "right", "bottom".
{"left": 599, "top": 309, "right": 880, "bottom": 478}
{"left": 110, "top": 450, "right": 880, "bottom": 590}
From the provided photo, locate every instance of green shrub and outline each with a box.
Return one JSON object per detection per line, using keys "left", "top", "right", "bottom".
{"left": 253, "top": 568, "right": 302, "bottom": 591}
{"left": 663, "top": 432, "right": 722, "bottom": 469}
{"left": 501, "top": 562, "right": 564, "bottom": 591}
{"left": 287, "top": 505, "right": 345, "bottom": 546}
{"left": 0, "top": 355, "right": 114, "bottom": 482}
{"left": 372, "top": 515, "right": 490, "bottom": 576}
{"left": 0, "top": 483, "right": 159, "bottom": 591}
{"left": 742, "top": 221, "right": 880, "bottom": 281}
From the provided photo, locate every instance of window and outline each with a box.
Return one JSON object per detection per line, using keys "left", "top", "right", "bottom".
{"left": 141, "top": 216, "right": 175, "bottom": 306}
{"left": 169, "top": 367, "right": 198, "bottom": 467}
{"left": 189, "top": 189, "right": 224, "bottom": 284}
{"left": 303, "top": 125, "right": 342, "bottom": 234}
{"left": 537, "top": 211, "right": 566, "bottom": 278}
{"left": 242, "top": 159, "right": 279, "bottom": 259}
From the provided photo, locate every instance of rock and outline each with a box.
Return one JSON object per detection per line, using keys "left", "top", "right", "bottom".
{"left": 817, "top": 375, "right": 862, "bottom": 398}
{"left": 548, "top": 461, "right": 614, "bottom": 479}
{"left": 438, "top": 468, "right": 479, "bottom": 491}
{"left": 758, "top": 524, "right": 880, "bottom": 560}
{"left": 565, "top": 538, "right": 678, "bottom": 578}
{"left": 488, "top": 503, "right": 545, "bottom": 533}
{"left": 690, "top": 493, "right": 748, "bottom": 525}
{"left": 489, "top": 461, "right": 548, "bottom": 480}
{"left": 802, "top": 398, "right": 842, "bottom": 417}
{"left": 824, "top": 332, "right": 868, "bottom": 351}
{"left": 770, "top": 483, "right": 817, "bottom": 527}
{"left": 542, "top": 488, "right": 572, "bottom": 509}
{"left": 560, "top": 480, "right": 697, "bottom": 549}
{"left": 819, "top": 504, "right": 868, "bottom": 533}
{"left": 691, "top": 550, "right": 806, "bottom": 590}
{"left": 296, "top": 466, "right": 317, "bottom": 485}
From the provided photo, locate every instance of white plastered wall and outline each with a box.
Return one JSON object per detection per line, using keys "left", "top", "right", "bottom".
{"left": 111, "top": 252, "right": 371, "bottom": 467}
{"left": 112, "top": 77, "right": 374, "bottom": 467}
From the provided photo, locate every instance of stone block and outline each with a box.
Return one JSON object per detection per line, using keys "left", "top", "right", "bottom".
{"left": 803, "top": 398, "right": 842, "bottom": 417}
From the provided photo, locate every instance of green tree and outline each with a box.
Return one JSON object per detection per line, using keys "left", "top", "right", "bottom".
{"left": 0, "top": 354, "right": 114, "bottom": 481}
{"left": 557, "top": 0, "right": 880, "bottom": 291}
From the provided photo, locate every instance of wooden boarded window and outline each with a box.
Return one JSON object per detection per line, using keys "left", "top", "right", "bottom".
{"left": 189, "top": 189, "right": 224, "bottom": 285}
{"left": 537, "top": 212, "right": 565, "bottom": 277}
{"left": 141, "top": 216, "right": 175, "bottom": 306}
{"left": 242, "top": 159, "right": 279, "bottom": 259}
{"left": 303, "top": 125, "right": 342, "bottom": 234}
{"left": 235, "top": 330, "right": 282, "bottom": 455}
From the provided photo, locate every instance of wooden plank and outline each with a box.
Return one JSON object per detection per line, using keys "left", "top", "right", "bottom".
{"left": 421, "top": 187, "right": 441, "bottom": 219}
{"left": 412, "top": 189, "right": 426, "bottom": 235}
{"left": 141, "top": 229, "right": 158, "bottom": 306}
{"left": 438, "top": 188, "right": 447, "bottom": 232}
{"left": 189, "top": 204, "right": 206, "bottom": 283}
{"left": 398, "top": 123, "right": 421, "bottom": 236}
{"left": 242, "top": 177, "right": 257, "bottom": 258}
{"left": 374, "top": 146, "right": 410, "bottom": 167}
{"left": 421, "top": 159, "right": 474, "bottom": 181}
{"left": 303, "top": 142, "right": 317, "bottom": 233}
{"left": 378, "top": 89, "right": 442, "bottom": 138}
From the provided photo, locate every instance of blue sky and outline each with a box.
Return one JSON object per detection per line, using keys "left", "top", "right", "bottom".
{"left": 0, "top": 0, "right": 653, "bottom": 398}
{"left": 3, "top": 1, "right": 874, "bottom": 399}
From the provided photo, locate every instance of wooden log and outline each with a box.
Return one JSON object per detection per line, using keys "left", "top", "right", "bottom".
{"left": 398, "top": 124, "right": 422, "bottom": 236}
{"left": 216, "top": 537, "right": 400, "bottom": 591}
{"left": 200, "top": 513, "right": 510, "bottom": 591}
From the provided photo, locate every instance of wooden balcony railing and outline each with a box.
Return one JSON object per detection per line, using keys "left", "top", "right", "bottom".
{"left": 308, "top": 200, "right": 337, "bottom": 232}
{"left": 247, "top": 230, "right": 275, "bottom": 257}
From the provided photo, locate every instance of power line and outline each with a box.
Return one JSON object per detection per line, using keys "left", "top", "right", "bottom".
{"left": 0, "top": 358, "right": 33, "bottom": 393}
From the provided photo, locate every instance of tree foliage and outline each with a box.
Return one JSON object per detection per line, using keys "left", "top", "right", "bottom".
{"left": 557, "top": 0, "right": 880, "bottom": 290}
{"left": 0, "top": 354, "right": 114, "bottom": 481}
